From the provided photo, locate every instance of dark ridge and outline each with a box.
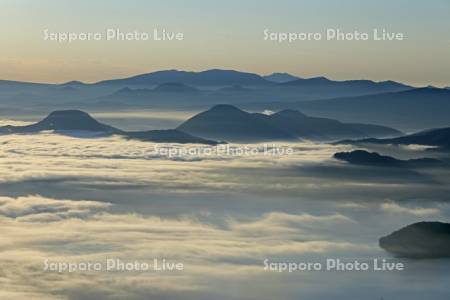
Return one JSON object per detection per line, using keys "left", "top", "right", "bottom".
{"left": 339, "top": 127, "right": 450, "bottom": 149}
{"left": 177, "top": 105, "right": 296, "bottom": 143}
{"left": 333, "top": 150, "right": 441, "bottom": 168}
{"left": 379, "top": 222, "right": 450, "bottom": 258}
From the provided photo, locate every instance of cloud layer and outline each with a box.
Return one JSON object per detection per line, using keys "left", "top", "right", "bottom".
{"left": 0, "top": 132, "right": 449, "bottom": 299}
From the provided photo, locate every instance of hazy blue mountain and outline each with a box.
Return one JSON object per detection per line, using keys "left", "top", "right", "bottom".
{"left": 0, "top": 110, "right": 121, "bottom": 134}
{"left": 263, "top": 72, "right": 300, "bottom": 83}
{"left": 177, "top": 105, "right": 297, "bottom": 143}
{"left": 0, "top": 70, "right": 421, "bottom": 113}
{"left": 0, "top": 80, "right": 54, "bottom": 97}
{"left": 96, "top": 84, "right": 202, "bottom": 107}
{"left": 152, "top": 82, "right": 199, "bottom": 93}
{"left": 280, "top": 77, "right": 408, "bottom": 89}
{"left": 280, "top": 76, "right": 333, "bottom": 86}
{"left": 217, "top": 85, "right": 251, "bottom": 93}
{"left": 112, "top": 87, "right": 151, "bottom": 97}
{"left": 95, "top": 69, "right": 271, "bottom": 86}
{"left": 254, "top": 109, "right": 401, "bottom": 140}
{"left": 292, "top": 87, "right": 450, "bottom": 131}
{"left": 92, "top": 72, "right": 414, "bottom": 108}
{"left": 57, "top": 86, "right": 80, "bottom": 92}
{"left": 126, "top": 129, "right": 219, "bottom": 145}
{"left": 111, "top": 82, "right": 198, "bottom": 96}
{"left": 340, "top": 127, "right": 450, "bottom": 150}
{"left": 177, "top": 105, "right": 401, "bottom": 143}
{"left": 334, "top": 150, "right": 441, "bottom": 167}
{"left": 379, "top": 222, "right": 450, "bottom": 258}
{"left": 0, "top": 79, "right": 50, "bottom": 88}
{"left": 277, "top": 77, "right": 411, "bottom": 95}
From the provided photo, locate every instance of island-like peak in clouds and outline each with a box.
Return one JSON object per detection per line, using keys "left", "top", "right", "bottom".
{"left": 177, "top": 105, "right": 296, "bottom": 143}
{"left": 379, "top": 222, "right": 450, "bottom": 258}
{"left": 333, "top": 150, "right": 441, "bottom": 168}
{"left": 177, "top": 105, "right": 401, "bottom": 143}
{"left": 0, "top": 110, "right": 220, "bottom": 145}
{"left": 0, "top": 110, "right": 121, "bottom": 134}
{"left": 340, "top": 126, "right": 450, "bottom": 150}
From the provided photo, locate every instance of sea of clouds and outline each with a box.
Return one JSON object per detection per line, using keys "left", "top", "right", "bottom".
{"left": 0, "top": 132, "right": 449, "bottom": 299}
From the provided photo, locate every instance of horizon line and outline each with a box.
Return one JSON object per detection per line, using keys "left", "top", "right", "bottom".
{"left": 0, "top": 68, "right": 447, "bottom": 88}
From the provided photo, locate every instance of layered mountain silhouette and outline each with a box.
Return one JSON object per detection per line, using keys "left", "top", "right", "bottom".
{"left": 112, "top": 87, "right": 153, "bottom": 99}
{"left": 177, "top": 105, "right": 296, "bottom": 143}
{"left": 0, "top": 107, "right": 403, "bottom": 144}
{"left": 334, "top": 150, "right": 441, "bottom": 168}
{"left": 152, "top": 82, "right": 199, "bottom": 93}
{"left": 280, "top": 77, "right": 408, "bottom": 90}
{"left": 217, "top": 85, "right": 251, "bottom": 93}
{"left": 293, "top": 87, "right": 450, "bottom": 130}
{"left": 263, "top": 72, "right": 300, "bottom": 83}
{"left": 1, "top": 69, "right": 422, "bottom": 115}
{"left": 90, "top": 73, "right": 417, "bottom": 111}
{"left": 379, "top": 222, "right": 450, "bottom": 258}
{"left": 340, "top": 127, "right": 450, "bottom": 150}
{"left": 99, "top": 83, "right": 201, "bottom": 106}
{"left": 271, "top": 77, "right": 411, "bottom": 100}
{"left": 177, "top": 105, "right": 401, "bottom": 143}
{"left": 89, "top": 69, "right": 412, "bottom": 100}
{"left": 0, "top": 110, "right": 218, "bottom": 145}
{"left": 113, "top": 82, "right": 198, "bottom": 95}
{"left": 254, "top": 109, "right": 401, "bottom": 140}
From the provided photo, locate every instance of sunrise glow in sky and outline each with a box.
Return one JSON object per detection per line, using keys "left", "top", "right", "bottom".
{"left": 1, "top": 0, "right": 449, "bottom": 86}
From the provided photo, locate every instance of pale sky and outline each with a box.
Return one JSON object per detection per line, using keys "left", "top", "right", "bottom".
{"left": 0, "top": 0, "right": 449, "bottom": 86}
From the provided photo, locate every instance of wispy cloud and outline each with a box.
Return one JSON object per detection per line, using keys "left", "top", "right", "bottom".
{"left": 380, "top": 202, "right": 440, "bottom": 216}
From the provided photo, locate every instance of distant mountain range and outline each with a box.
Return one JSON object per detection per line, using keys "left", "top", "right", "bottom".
{"left": 334, "top": 150, "right": 441, "bottom": 168}
{"left": 339, "top": 126, "right": 450, "bottom": 150}
{"left": 0, "top": 69, "right": 412, "bottom": 92}
{"left": 94, "top": 69, "right": 412, "bottom": 94}
{"left": 116, "top": 82, "right": 199, "bottom": 94}
{"left": 380, "top": 222, "right": 450, "bottom": 258}
{"left": 279, "top": 76, "right": 409, "bottom": 92}
{"left": 1, "top": 69, "right": 448, "bottom": 132}
{"left": 94, "top": 70, "right": 412, "bottom": 100}
{"left": 96, "top": 69, "right": 271, "bottom": 86}
{"left": 287, "top": 87, "right": 450, "bottom": 131}
{"left": 177, "top": 105, "right": 401, "bottom": 143}
{"left": 0, "top": 110, "right": 218, "bottom": 145}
